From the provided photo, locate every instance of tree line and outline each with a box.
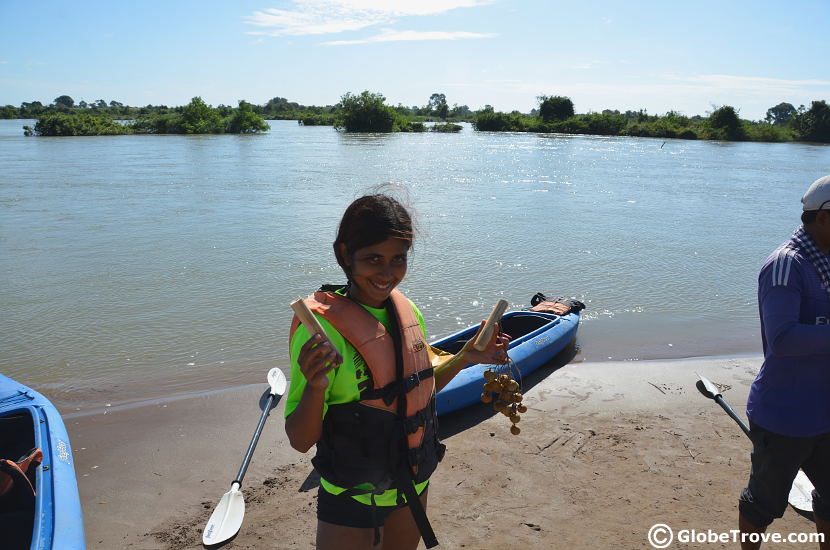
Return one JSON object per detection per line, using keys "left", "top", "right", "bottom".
{"left": 20, "top": 98, "right": 269, "bottom": 136}
{"left": 473, "top": 96, "right": 830, "bottom": 143}
{"left": 5, "top": 92, "right": 828, "bottom": 142}
{"left": 1, "top": 93, "right": 467, "bottom": 125}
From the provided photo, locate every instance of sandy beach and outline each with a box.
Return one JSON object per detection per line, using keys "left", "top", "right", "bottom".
{"left": 66, "top": 352, "right": 821, "bottom": 549}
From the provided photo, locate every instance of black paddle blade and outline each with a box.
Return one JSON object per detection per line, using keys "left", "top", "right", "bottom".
{"left": 695, "top": 379, "right": 713, "bottom": 399}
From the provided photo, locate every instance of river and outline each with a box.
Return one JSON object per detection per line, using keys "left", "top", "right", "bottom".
{"left": 1, "top": 119, "right": 828, "bottom": 407}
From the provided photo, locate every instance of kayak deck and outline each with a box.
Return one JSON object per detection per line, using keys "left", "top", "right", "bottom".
{"left": 0, "top": 375, "right": 86, "bottom": 550}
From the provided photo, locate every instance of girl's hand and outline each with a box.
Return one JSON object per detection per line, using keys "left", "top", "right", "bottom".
{"left": 460, "top": 319, "right": 512, "bottom": 365}
{"left": 297, "top": 334, "right": 342, "bottom": 391}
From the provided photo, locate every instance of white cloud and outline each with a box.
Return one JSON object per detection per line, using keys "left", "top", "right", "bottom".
{"left": 244, "top": 0, "right": 492, "bottom": 36}
{"left": 665, "top": 74, "right": 830, "bottom": 95}
{"left": 323, "top": 29, "right": 496, "bottom": 45}
{"left": 0, "top": 61, "right": 8, "bottom": 65}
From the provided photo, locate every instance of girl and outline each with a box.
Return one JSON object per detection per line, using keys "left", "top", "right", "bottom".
{"left": 284, "top": 194, "right": 510, "bottom": 550}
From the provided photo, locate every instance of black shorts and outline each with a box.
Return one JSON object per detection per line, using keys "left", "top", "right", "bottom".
{"left": 316, "top": 487, "right": 410, "bottom": 528}
{"left": 739, "top": 422, "right": 830, "bottom": 527}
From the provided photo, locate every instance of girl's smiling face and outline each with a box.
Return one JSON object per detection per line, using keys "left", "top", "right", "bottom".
{"left": 339, "top": 237, "right": 409, "bottom": 308}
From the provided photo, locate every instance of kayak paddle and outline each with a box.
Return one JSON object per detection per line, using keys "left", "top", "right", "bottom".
{"left": 203, "top": 367, "right": 288, "bottom": 547}
{"left": 695, "top": 373, "right": 750, "bottom": 436}
{"left": 695, "top": 373, "right": 814, "bottom": 513}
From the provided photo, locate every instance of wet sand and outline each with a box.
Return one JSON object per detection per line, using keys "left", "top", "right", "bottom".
{"left": 67, "top": 353, "right": 821, "bottom": 549}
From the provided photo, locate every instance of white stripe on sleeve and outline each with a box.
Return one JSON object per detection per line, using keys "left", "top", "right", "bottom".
{"left": 772, "top": 249, "right": 795, "bottom": 286}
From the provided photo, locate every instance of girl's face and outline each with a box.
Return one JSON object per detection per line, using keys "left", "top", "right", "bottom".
{"left": 340, "top": 237, "right": 409, "bottom": 308}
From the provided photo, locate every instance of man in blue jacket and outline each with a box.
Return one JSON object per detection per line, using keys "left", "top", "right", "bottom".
{"left": 740, "top": 175, "right": 830, "bottom": 549}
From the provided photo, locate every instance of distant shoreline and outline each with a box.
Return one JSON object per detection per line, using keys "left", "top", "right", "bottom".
{"left": 6, "top": 93, "right": 828, "bottom": 142}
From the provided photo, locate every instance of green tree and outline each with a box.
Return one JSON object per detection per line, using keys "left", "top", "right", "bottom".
{"left": 428, "top": 93, "right": 449, "bottom": 120}
{"left": 0, "top": 105, "right": 18, "bottom": 118}
{"left": 449, "top": 104, "right": 471, "bottom": 119}
{"left": 707, "top": 105, "right": 745, "bottom": 140}
{"left": 538, "top": 95, "right": 574, "bottom": 122}
{"left": 54, "top": 95, "right": 75, "bottom": 108}
{"left": 225, "top": 100, "right": 269, "bottom": 133}
{"left": 764, "top": 102, "right": 796, "bottom": 125}
{"left": 180, "top": 96, "right": 223, "bottom": 134}
{"left": 792, "top": 100, "right": 830, "bottom": 142}
{"left": 336, "top": 91, "right": 395, "bottom": 132}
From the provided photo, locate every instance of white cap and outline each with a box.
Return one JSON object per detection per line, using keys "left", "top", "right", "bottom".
{"left": 801, "top": 175, "right": 830, "bottom": 211}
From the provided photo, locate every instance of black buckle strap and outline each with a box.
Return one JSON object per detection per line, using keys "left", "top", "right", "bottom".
{"left": 407, "top": 433, "right": 446, "bottom": 467}
{"left": 403, "top": 409, "right": 428, "bottom": 434}
{"left": 361, "top": 368, "right": 434, "bottom": 405}
{"left": 399, "top": 474, "right": 438, "bottom": 548}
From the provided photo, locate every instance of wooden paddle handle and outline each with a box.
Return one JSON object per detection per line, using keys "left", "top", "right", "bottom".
{"left": 290, "top": 298, "right": 331, "bottom": 344}
{"left": 473, "top": 299, "right": 508, "bottom": 351}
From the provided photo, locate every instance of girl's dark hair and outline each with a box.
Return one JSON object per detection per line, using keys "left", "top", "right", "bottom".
{"left": 333, "top": 194, "right": 414, "bottom": 277}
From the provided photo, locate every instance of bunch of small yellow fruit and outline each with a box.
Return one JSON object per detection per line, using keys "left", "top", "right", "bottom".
{"left": 481, "top": 369, "right": 527, "bottom": 435}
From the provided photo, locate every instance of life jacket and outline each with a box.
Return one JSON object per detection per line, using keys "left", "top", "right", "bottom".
{"left": 289, "top": 287, "right": 444, "bottom": 547}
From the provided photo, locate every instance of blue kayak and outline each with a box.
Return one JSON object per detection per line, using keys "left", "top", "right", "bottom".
{"left": 0, "top": 374, "right": 86, "bottom": 550}
{"left": 433, "top": 310, "right": 580, "bottom": 415}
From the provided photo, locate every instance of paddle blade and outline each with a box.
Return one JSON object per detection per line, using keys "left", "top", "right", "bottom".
{"left": 788, "top": 470, "right": 815, "bottom": 513}
{"left": 695, "top": 373, "right": 721, "bottom": 400}
{"left": 267, "top": 367, "right": 287, "bottom": 397}
{"left": 203, "top": 485, "right": 245, "bottom": 546}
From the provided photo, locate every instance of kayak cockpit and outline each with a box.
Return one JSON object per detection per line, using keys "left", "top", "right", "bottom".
{"left": 432, "top": 312, "right": 560, "bottom": 356}
{"left": 0, "top": 409, "right": 38, "bottom": 550}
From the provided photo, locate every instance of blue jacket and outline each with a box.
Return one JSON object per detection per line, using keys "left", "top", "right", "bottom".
{"left": 746, "top": 240, "right": 830, "bottom": 437}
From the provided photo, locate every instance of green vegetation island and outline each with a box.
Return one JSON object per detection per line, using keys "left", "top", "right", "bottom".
{"left": 3, "top": 91, "right": 828, "bottom": 143}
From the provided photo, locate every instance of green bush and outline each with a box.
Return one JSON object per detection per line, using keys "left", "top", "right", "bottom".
{"left": 336, "top": 91, "right": 395, "bottom": 132}
{"left": 132, "top": 113, "right": 181, "bottom": 134}
{"left": 430, "top": 123, "right": 462, "bottom": 133}
{"left": 26, "top": 113, "right": 132, "bottom": 136}
{"left": 132, "top": 98, "right": 269, "bottom": 134}
{"left": 225, "top": 101, "right": 269, "bottom": 133}
{"left": 298, "top": 113, "right": 335, "bottom": 126}
{"left": 744, "top": 122, "right": 793, "bottom": 142}
{"left": 395, "top": 121, "right": 427, "bottom": 132}
{"left": 474, "top": 111, "right": 524, "bottom": 131}
{"left": 705, "top": 106, "right": 746, "bottom": 140}
{"left": 179, "top": 97, "right": 224, "bottom": 134}
{"left": 580, "top": 113, "right": 627, "bottom": 135}
{"left": 538, "top": 95, "right": 574, "bottom": 122}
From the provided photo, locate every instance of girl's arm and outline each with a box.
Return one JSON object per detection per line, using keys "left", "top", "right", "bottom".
{"left": 285, "top": 334, "right": 342, "bottom": 453}
{"left": 434, "top": 320, "right": 511, "bottom": 392}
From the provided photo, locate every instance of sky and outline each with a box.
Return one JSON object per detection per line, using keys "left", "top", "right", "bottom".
{"left": 1, "top": 0, "right": 829, "bottom": 120}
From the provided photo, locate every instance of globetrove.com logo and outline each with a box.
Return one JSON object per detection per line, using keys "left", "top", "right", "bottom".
{"left": 647, "top": 524, "right": 825, "bottom": 547}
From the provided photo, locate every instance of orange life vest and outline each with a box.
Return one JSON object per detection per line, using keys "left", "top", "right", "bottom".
{"left": 290, "top": 286, "right": 444, "bottom": 548}
{"left": 290, "top": 288, "right": 441, "bottom": 480}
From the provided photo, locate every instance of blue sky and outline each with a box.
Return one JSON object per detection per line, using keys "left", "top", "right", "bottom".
{"left": 1, "top": 0, "right": 828, "bottom": 120}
